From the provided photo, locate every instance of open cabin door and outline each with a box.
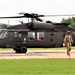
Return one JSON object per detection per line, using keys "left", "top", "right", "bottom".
{"left": 7, "top": 31, "right": 21, "bottom": 47}
{"left": 7, "top": 29, "right": 28, "bottom": 47}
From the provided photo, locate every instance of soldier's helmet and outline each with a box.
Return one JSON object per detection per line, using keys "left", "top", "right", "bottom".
{"left": 67, "top": 31, "right": 71, "bottom": 34}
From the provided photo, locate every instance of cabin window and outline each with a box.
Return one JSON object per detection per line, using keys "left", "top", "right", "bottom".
{"left": 37, "top": 32, "right": 45, "bottom": 41}
{"left": 0, "top": 31, "right": 8, "bottom": 38}
{"left": 14, "top": 32, "right": 18, "bottom": 37}
{"left": 28, "top": 32, "right": 35, "bottom": 40}
{"left": 18, "top": 33, "right": 22, "bottom": 38}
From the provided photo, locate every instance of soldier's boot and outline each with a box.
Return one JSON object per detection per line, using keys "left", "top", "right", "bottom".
{"left": 68, "top": 52, "right": 70, "bottom": 57}
{"left": 67, "top": 51, "right": 70, "bottom": 57}
{"left": 68, "top": 52, "right": 70, "bottom": 59}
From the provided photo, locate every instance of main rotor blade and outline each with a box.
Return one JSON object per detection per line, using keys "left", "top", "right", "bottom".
{"left": 44, "top": 14, "right": 75, "bottom": 17}
{"left": 0, "top": 13, "right": 75, "bottom": 19}
{"left": 19, "top": 12, "right": 75, "bottom": 17}
{"left": 0, "top": 16, "right": 25, "bottom": 19}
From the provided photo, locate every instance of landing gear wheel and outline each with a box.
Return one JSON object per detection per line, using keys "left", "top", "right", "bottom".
{"left": 14, "top": 46, "right": 27, "bottom": 53}
{"left": 21, "top": 46, "right": 27, "bottom": 53}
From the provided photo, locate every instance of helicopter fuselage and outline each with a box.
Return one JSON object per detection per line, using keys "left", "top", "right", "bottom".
{"left": 6, "top": 21, "right": 75, "bottom": 46}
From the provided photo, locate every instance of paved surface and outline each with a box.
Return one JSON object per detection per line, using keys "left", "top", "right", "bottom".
{"left": 0, "top": 50, "right": 75, "bottom": 59}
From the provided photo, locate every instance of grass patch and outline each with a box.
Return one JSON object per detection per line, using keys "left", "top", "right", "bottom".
{"left": 28, "top": 46, "right": 75, "bottom": 50}
{"left": 0, "top": 48, "right": 13, "bottom": 51}
{"left": 28, "top": 47, "right": 66, "bottom": 50}
{"left": 0, "top": 59, "right": 75, "bottom": 75}
{"left": 0, "top": 46, "right": 75, "bottom": 51}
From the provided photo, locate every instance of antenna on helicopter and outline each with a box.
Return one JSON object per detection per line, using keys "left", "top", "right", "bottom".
{"left": 19, "top": 20, "right": 24, "bottom": 24}
{"left": 19, "top": 12, "right": 25, "bottom": 15}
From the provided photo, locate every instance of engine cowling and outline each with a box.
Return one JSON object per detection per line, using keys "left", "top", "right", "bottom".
{"left": 32, "top": 22, "right": 54, "bottom": 30}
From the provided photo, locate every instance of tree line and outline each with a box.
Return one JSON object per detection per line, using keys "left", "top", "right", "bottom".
{"left": 0, "top": 23, "right": 9, "bottom": 29}
{"left": 61, "top": 17, "right": 75, "bottom": 29}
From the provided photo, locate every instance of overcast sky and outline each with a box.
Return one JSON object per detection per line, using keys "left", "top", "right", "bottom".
{"left": 0, "top": 0, "right": 75, "bottom": 25}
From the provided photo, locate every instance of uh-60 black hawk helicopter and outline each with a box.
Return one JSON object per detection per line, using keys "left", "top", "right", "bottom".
{"left": 0, "top": 12, "right": 75, "bottom": 53}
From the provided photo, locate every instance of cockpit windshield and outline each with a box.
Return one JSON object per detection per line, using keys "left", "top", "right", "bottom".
{"left": 0, "top": 29, "right": 7, "bottom": 39}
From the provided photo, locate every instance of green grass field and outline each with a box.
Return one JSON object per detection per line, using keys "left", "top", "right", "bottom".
{"left": 0, "top": 46, "right": 75, "bottom": 51}
{"left": 0, "top": 47, "right": 75, "bottom": 75}
{"left": 0, "top": 59, "right": 75, "bottom": 75}
{"left": 28, "top": 46, "right": 75, "bottom": 50}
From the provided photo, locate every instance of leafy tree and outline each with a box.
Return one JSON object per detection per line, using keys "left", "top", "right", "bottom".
{"left": 0, "top": 24, "right": 8, "bottom": 29}
{"left": 61, "top": 17, "right": 75, "bottom": 28}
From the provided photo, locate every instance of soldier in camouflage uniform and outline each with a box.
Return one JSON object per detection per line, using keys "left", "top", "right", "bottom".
{"left": 64, "top": 31, "right": 73, "bottom": 58}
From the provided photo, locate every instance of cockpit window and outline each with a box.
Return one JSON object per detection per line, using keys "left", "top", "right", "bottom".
{"left": 0, "top": 31, "right": 8, "bottom": 38}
